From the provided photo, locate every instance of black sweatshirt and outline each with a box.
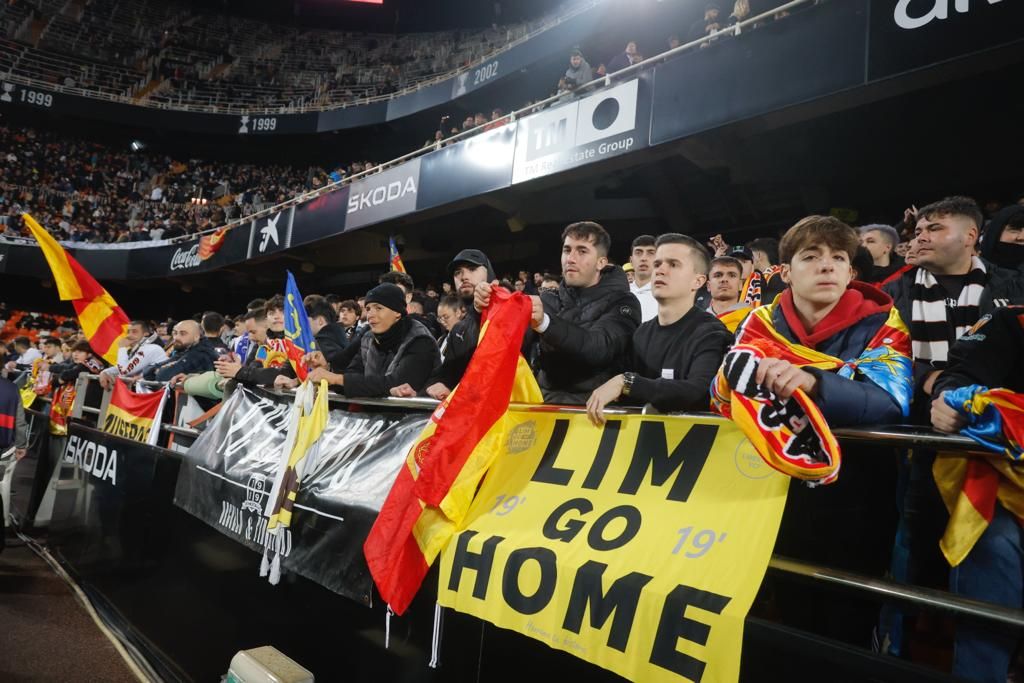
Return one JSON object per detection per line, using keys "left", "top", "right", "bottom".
{"left": 625, "top": 307, "right": 733, "bottom": 412}
{"left": 934, "top": 306, "right": 1024, "bottom": 395}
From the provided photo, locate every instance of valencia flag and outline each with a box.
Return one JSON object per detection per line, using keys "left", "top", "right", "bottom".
{"left": 935, "top": 386, "right": 1024, "bottom": 566}
{"left": 22, "top": 213, "right": 129, "bottom": 365}
{"left": 388, "top": 236, "right": 406, "bottom": 273}
{"left": 364, "top": 287, "right": 542, "bottom": 614}
{"left": 102, "top": 381, "right": 169, "bottom": 445}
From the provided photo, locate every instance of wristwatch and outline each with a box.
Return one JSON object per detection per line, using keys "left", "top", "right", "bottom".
{"left": 622, "top": 372, "right": 637, "bottom": 397}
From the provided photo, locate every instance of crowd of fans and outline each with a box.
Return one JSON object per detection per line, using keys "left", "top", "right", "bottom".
{"left": 4, "top": 193, "right": 1024, "bottom": 680}
{"left": 0, "top": 122, "right": 380, "bottom": 243}
{"left": 1, "top": 0, "right": 562, "bottom": 111}
{"left": 2, "top": 0, "right": 826, "bottom": 246}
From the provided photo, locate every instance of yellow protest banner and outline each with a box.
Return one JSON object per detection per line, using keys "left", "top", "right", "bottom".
{"left": 438, "top": 411, "right": 789, "bottom": 683}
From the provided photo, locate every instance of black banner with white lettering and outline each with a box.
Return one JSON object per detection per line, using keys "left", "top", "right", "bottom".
{"left": 867, "top": 0, "right": 1024, "bottom": 81}
{"left": 47, "top": 421, "right": 181, "bottom": 573}
{"left": 246, "top": 207, "right": 296, "bottom": 259}
{"left": 173, "top": 386, "right": 428, "bottom": 605}
{"left": 121, "top": 221, "right": 251, "bottom": 279}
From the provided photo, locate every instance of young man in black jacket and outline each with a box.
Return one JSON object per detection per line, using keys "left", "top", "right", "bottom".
{"left": 586, "top": 233, "right": 732, "bottom": 423}
{"left": 476, "top": 221, "right": 641, "bottom": 404}
{"left": 304, "top": 294, "right": 349, "bottom": 360}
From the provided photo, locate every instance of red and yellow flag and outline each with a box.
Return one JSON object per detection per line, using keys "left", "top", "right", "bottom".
{"left": 364, "top": 287, "right": 541, "bottom": 614}
{"left": 198, "top": 227, "right": 228, "bottom": 261}
{"left": 102, "top": 380, "right": 169, "bottom": 445}
{"left": 22, "top": 213, "right": 129, "bottom": 365}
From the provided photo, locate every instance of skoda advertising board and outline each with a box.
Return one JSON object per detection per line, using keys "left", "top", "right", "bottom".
{"left": 344, "top": 157, "right": 422, "bottom": 231}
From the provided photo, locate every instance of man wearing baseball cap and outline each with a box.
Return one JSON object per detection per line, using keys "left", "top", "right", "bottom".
{"left": 391, "top": 249, "right": 496, "bottom": 400}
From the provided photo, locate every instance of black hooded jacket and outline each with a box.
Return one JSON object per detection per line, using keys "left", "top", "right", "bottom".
{"left": 425, "top": 251, "right": 498, "bottom": 391}
{"left": 533, "top": 265, "right": 641, "bottom": 402}
{"left": 980, "top": 205, "right": 1024, "bottom": 272}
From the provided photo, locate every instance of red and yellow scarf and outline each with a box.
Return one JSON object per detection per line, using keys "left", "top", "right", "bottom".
{"left": 713, "top": 298, "right": 911, "bottom": 485}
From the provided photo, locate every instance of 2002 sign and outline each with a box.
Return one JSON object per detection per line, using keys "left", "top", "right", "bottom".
{"left": 473, "top": 60, "right": 500, "bottom": 86}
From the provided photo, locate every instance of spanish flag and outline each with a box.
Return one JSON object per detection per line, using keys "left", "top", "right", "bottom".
{"left": 102, "top": 380, "right": 169, "bottom": 445}
{"left": 364, "top": 287, "right": 542, "bottom": 614}
{"left": 22, "top": 213, "right": 128, "bottom": 365}
{"left": 198, "top": 226, "right": 228, "bottom": 261}
{"left": 935, "top": 386, "right": 1024, "bottom": 566}
{"left": 388, "top": 236, "right": 406, "bottom": 273}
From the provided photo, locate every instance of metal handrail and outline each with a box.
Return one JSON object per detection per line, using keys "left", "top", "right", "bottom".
{"left": 769, "top": 556, "right": 1024, "bottom": 629}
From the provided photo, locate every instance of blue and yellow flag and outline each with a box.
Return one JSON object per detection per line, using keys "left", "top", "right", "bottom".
{"left": 284, "top": 271, "right": 317, "bottom": 380}
{"left": 389, "top": 237, "right": 406, "bottom": 273}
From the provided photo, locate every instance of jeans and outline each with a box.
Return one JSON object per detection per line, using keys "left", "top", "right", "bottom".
{"left": 950, "top": 503, "right": 1023, "bottom": 682}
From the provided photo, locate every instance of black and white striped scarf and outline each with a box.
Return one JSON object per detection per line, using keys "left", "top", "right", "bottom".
{"left": 910, "top": 257, "right": 987, "bottom": 364}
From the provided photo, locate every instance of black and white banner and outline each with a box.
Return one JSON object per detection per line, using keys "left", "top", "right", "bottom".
{"left": 174, "top": 387, "right": 429, "bottom": 605}
{"left": 512, "top": 79, "right": 648, "bottom": 184}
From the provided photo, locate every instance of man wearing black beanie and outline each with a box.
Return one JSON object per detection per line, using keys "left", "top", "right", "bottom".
{"left": 307, "top": 283, "right": 440, "bottom": 397}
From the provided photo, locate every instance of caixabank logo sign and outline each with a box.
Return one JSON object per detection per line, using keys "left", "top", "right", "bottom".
{"left": 512, "top": 79, "right": 647, "bottom": 184}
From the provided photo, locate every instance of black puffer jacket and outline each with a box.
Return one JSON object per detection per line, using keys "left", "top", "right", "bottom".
{"left": 534, "top": 265, "right": 641, "bottom": 402}
{"left": 343, "top": 317, "right": 440, "bottom": 397}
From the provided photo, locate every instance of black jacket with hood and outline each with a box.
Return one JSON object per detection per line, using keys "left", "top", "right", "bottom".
{"left": 980, "top": 205, "right": 1024, "bottom": 272}
{"left": 426, "top": 253, "right": 497, "bottom": 391}
{"left": 533, "top": 265, "right": 641, "bottom": 402}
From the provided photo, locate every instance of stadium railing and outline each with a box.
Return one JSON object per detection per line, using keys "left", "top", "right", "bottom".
{"left": 25, "top": 369, "right": 1024, "bottom": 652}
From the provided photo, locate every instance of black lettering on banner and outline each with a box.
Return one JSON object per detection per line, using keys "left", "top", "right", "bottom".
{"left": 502, "top": 547, "right": 557, "bottom": 615}
{"left": 619, "top": 423, "right": 717, "bottom": 502}
{"left": 586, "top": 505, "right": 642, "bottom": 551}
{"left": 448, "top": 531, "right": 505, "bottom": 599}
{"left": 531, "top": 419, "right": 573, "bottom": 485}
{"left": 582, "top": 420, "right": 621, "bottom": 490}
{"left": 650, "top": 585, "right": 731, "bottom": 681}
{"left": 542, "top": 497, "right": 593, "bottom": 543}
{"left": 562, "top": 560, "right": 653, "bottom": 652}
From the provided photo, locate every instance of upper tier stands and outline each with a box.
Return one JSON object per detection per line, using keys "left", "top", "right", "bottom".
{"left": 0, "top": 0, "right": 580, "bottom": 112}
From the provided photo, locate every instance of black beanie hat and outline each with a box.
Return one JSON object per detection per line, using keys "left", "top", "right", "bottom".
{"left": 364, "top": 283, "right": 407, "bottom": 315}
